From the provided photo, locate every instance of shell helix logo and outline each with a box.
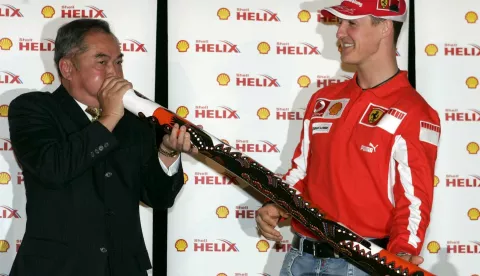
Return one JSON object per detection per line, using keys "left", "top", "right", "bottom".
{"left": 175, "top": 239, "right": 188, "bottom": 252}
{"left": 0, "top": 4, "right": 23, "bottom": 17}
{"left": 425, "top": 44, "right": 438, "bottom": 56}
{"left": 433, "top": 175, "right": 439, "bottom": 187}
{"left": 217, "top": 73, "right": 230, "bottom": 86}
{"left": 176, "top": 106, "right": 189, "bottom": 118}
{"left": 256, "top": 240, "right": 270, "bottom": 252}
{"left": 0, "top": 172, "right": 11, "bottom": 185}
{"left": 468, "top": 208, "right": 480, "bottom": 220}
{"left": 41, "top": 6, "right": 55, "bottom": 18}
{"left": 427, "top": 241, "right": 441, "bottom": 253}
{"left": 176, "top": 40, "right": 190, "bottom": 52}
{"left": 217, "top": 8, "right": 230, "bottom": 20}
{"left": 0, "top": 240, "right": 10, "bottom": 252}
{"left": 0, "top": 38, "right": 13, "bottom": 50}
{"left": 0, "top": 105, "right": 8, "bottom": 117}
{"left": 257, "top": 107, "right": 270, "bottom": 120}
{"left": 298, "top": 10, "right": 311, "bottom": 22}
{"left": 467, "top": 142, "right": 479, "bottom": 154}
{"left": 183, "top": 173, "right": 188, "bottom": 184}
{"left": 298, "top": 75, "right": 311, "bottom": 88}
{"left": 41, "top": 72, "right": 55, "bottom": 85}
{"left": 257, "top": 42, "right": 271, "bottom": 54}
{"left": 465, "top": 11, "right": 478, "bottom": 23}
{"left": 216, "top": 206, "right": 229, "bottom": 218}
{"left": 466, "top": 76, "right": 479, "bottom": 89}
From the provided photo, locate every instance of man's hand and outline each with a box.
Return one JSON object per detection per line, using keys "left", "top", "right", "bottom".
{"left": 97, "top": 76, "right": 132, "bottom": 119}
{"left": 161, "top": 123, "right": 199, "bottom": 155}
{"left": 385, "top": 254, "right": 423, "bottom": 276}
{"left": 255, "top": 203, "right": 290, "bottom": 242}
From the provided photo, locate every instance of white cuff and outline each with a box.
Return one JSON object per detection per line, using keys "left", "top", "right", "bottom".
{"left": 158, "top": 154, "right": 180, "bottom": 176}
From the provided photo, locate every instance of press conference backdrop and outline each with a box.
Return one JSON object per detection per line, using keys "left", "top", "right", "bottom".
{"left": 166, "top": 1, "right": 421, "bottom": 276}
{"left": 414, "top": 2, "right": 480, "bottom": 276}
{"left": 0, "top": 1, "right": 158, "bottom": 274}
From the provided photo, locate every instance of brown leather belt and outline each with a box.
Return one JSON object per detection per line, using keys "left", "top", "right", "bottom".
{"left": 292, "top": 234, "right": 389, "bottom": 258}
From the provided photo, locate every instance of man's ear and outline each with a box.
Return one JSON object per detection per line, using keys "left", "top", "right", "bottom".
{"left": 59, "top": 58, "right": 75, "bottom": 80}
{"left": 381, "top": 20, "right": 394, "bottom": 39}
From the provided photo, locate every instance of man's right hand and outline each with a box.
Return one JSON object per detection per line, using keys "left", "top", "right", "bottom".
{"left": 97, "top": 77, "right": 132, "bottom": 131}
{"left": 255, "top": 203, "right": 290, "bottom": 242}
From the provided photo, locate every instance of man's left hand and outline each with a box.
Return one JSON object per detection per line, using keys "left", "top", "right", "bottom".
{"left": 161, "top": 123, "right": 199, "bottom": 156}
{"left": 386, "top": 254, "right": 423, "bottom": 276}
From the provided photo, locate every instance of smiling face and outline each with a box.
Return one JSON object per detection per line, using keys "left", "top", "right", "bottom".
{"left": 336, "top": 16, "right": 385, "bottom": 66}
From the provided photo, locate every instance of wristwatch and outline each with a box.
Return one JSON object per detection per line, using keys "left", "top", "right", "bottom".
{"left": 158, "top": 145, "right": 178, "bottom": 158}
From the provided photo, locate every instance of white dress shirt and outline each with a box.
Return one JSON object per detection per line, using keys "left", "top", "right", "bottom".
{"left": 74, "top": 99, "right": 180, "bottom": 176}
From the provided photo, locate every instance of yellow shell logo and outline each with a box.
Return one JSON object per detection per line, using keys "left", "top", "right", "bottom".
{"left": 257, "top": 107, "right": 270, "bottom": 120}
{"left": 465, "top": 11, "right": 478, "bottom": 23}
{"left": 217, "top": 73, "right": 230, "bottom": 86}
{"left": 257, "top": 42, "right": 271, "bottom": 54}
{"left": 425, "top": 44, "right": 438, "bottom": 56}
{"left": 466, "top": 76, "right": 478, "bottom": 89}
{"left": 41, "top": 72, "right": 55, "bottom": 85}
{"left": 467, "top": 142, "right": 479, "bottom": 154}
{"left": 329, "top": 102, "right": 343, "bottom": 116}
{"left": 175, "top": 239, "right": 188, "bottom": 252}
{"left": 176, "top": 40, "right": 190, "bottom": 52}
{"left": 221, "top": 139, "right": 229, "bottom": 145}
{"left": 217, "top": 274, "right": 227, "bottom": 276}
{"left": 0, "top": 172, "right": 11, "bottom": 185}
{"left": 468, "top": 208, "right": 480, "bottom": 220}
{"left": 0, "top": 240, "right": 10, "bottom": 253}
{"left": 256, "top": 240, "right": 270, "bottom": 252}
{"left": 0, "top": 105, "right": 9, "bottom": 117}
{"left": 0, "top": 38, "right": 13, "bottom": 50}
{"left": 176, "top": 106, "right": 189, "bottom": 118}
{"left": 298, "top": 10, "right": 311, "bottom": 22}
{"left": 217, "top": 8, "right": 230, "bottom": 20}
{"left": 183, "top": 173, "right": 188, "bottom": 184}
{"left": 216, "top": 206, "right": 229, "bottom": 218}
{"left": 41, "top": 6, "right": 55, "bottom": 18}
{"left": 433, "top": 175, "right": 439, "bottom": 187}
{"left": 297, "top": 75, "right": 311, "bottom": 88}
{"left": 427, "top": 241, "right": 440, "bottom": 253}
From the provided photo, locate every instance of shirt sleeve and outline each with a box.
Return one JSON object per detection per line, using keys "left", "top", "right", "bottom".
{"left": 387, "top": 107, "right": 441, "bottom": 255}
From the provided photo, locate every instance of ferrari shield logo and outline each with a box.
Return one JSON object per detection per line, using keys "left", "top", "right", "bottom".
{"left": 380, "top": 0, "right": 388, "bottom": 8}
{"left": 368, "top": 108, "right": 385, "bottom": 124}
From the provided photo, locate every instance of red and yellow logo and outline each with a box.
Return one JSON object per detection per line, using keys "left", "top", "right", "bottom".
{"left": 256, "top": 240, "right": 270, "bottom": 252}
{"left": 0, "top": 105, "right": 8, "bottom": 117}
{"left": 217, "top": 8, "right": 230, "bottom": 20}
{"left": 176, "top": 106, "right": 189, "bottom": 118}
{"left": 298, "top": 10, "right": 311, "bottom": 22}
{"left": 183, "top": 173, "right": 188, "bottom": 184}
{"left": 41, "top": 72, "right": 55, "bottom": 85}
{"left": 217, "top": 73, "right": 230, "bottom": 86}
{"left": 41, "top": 6, "right": 55, "bottom": 18}
{"left": 257, "top": 42, "right": 271, "bottom": 54}
{"left": 216, "top": 206, "right": 229, "bottom": 218}
{"left": 0, "top": 4, "right": 23, "bottom": 17}
{"left": 176, "top": 40, "right": 190, "bottom": 52}
{"left": 297, "top": 75, "right": 311, "bottom": 88}
{"left": 175, "top": 239, "right": 188, "bottom": 252}
{"left": 425, "top": 44, "right": 438, "bottom": 56}
{"left": 433, "top": 175, "right": 439, "bottom": 187}
{"left": 0, "top": 38, "right": 13, "bottom": 50}
{"left": 427, "top": 241, "right": 441, "bottom": 253}
{"left": 466, "top": 11, "right": 478, "bottom": 23}
{"left": 466, "top": 76, "right": 478, "bottom": 89}
{"left": 0, "top": 240, "right": 10, "bottom": 252}
{"left": 467, "top": 142, "right": 479, "bottom": 154}
{"left": 468, "top": 208, "right": 480, "bottom": 220}
{"left": 0, "top": 172, "right": 11, "bottom": 185}
{"left": 257, "top": 107, "right": 270, "bottom": 120}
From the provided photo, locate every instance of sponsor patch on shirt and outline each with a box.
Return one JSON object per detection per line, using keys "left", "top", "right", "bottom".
{"left": 312, "top": 98, "right": 350, "bottom": 119}
{"left": 312, "top": 122, "right": 332, "bottom": 134}
{"left": 419, "top": 121, "right": 440, "bottom": 146}
{"left": 359, "top": 103, "right": 406, "bottom": 134}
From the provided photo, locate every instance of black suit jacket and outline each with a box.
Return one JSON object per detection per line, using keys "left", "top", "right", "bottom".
{"left": 7, "top": 85, "right": 184, "bottom": 276}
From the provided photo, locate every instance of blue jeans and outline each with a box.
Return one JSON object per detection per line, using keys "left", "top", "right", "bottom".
{"left": 279, "top": 246, "right": 369, "bottom": 276}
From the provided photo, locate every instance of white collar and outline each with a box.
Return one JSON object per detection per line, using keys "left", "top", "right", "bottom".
{"left": 73, "top": 99, "right": 93, "bottom": 120}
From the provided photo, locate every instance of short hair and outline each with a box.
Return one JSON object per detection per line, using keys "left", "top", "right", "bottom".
{"left": 370, "top": 16, "right": 404, "bottom": 45}
{"left": 54, "top": 19, "right": 115, "bottom": 78}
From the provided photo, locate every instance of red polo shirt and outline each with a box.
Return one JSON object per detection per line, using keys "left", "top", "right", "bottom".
{"left": 283, "top": 70, "right": 440, "bottom": 255}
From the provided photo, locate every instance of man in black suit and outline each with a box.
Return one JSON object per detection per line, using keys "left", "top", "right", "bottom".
{"left": 7, "top": 19, "right": 195, "bottom": 276}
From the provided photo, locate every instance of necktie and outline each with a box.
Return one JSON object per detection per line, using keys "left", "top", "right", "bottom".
{"left": 85, "top": 106, "right": 102, "bottom": 121}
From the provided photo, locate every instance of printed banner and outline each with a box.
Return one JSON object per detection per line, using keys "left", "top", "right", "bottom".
{"left": 0, "top": 1, "right": 157, "bottom": 274}
{"left": 167, "top": 1, "right": 410, "bottom": 275}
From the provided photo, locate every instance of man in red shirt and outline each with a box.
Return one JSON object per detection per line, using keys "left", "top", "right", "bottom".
{"left": 255, "top": 1, "right": 441, "bottom": 275}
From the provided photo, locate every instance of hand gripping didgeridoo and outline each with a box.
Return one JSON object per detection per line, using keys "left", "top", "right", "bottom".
{"left": 123, "top": 89, "right": 435, "bottom": 276}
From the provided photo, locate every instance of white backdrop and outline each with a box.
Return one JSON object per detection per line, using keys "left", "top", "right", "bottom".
{"left": 415, "top": 2, "right": 480, "bottom": 276}
{"left": 0, "top": 1, "right": 157, "bottom": 274}
{"left": 166, "top": 1, "right": 412, "bottom": 275}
